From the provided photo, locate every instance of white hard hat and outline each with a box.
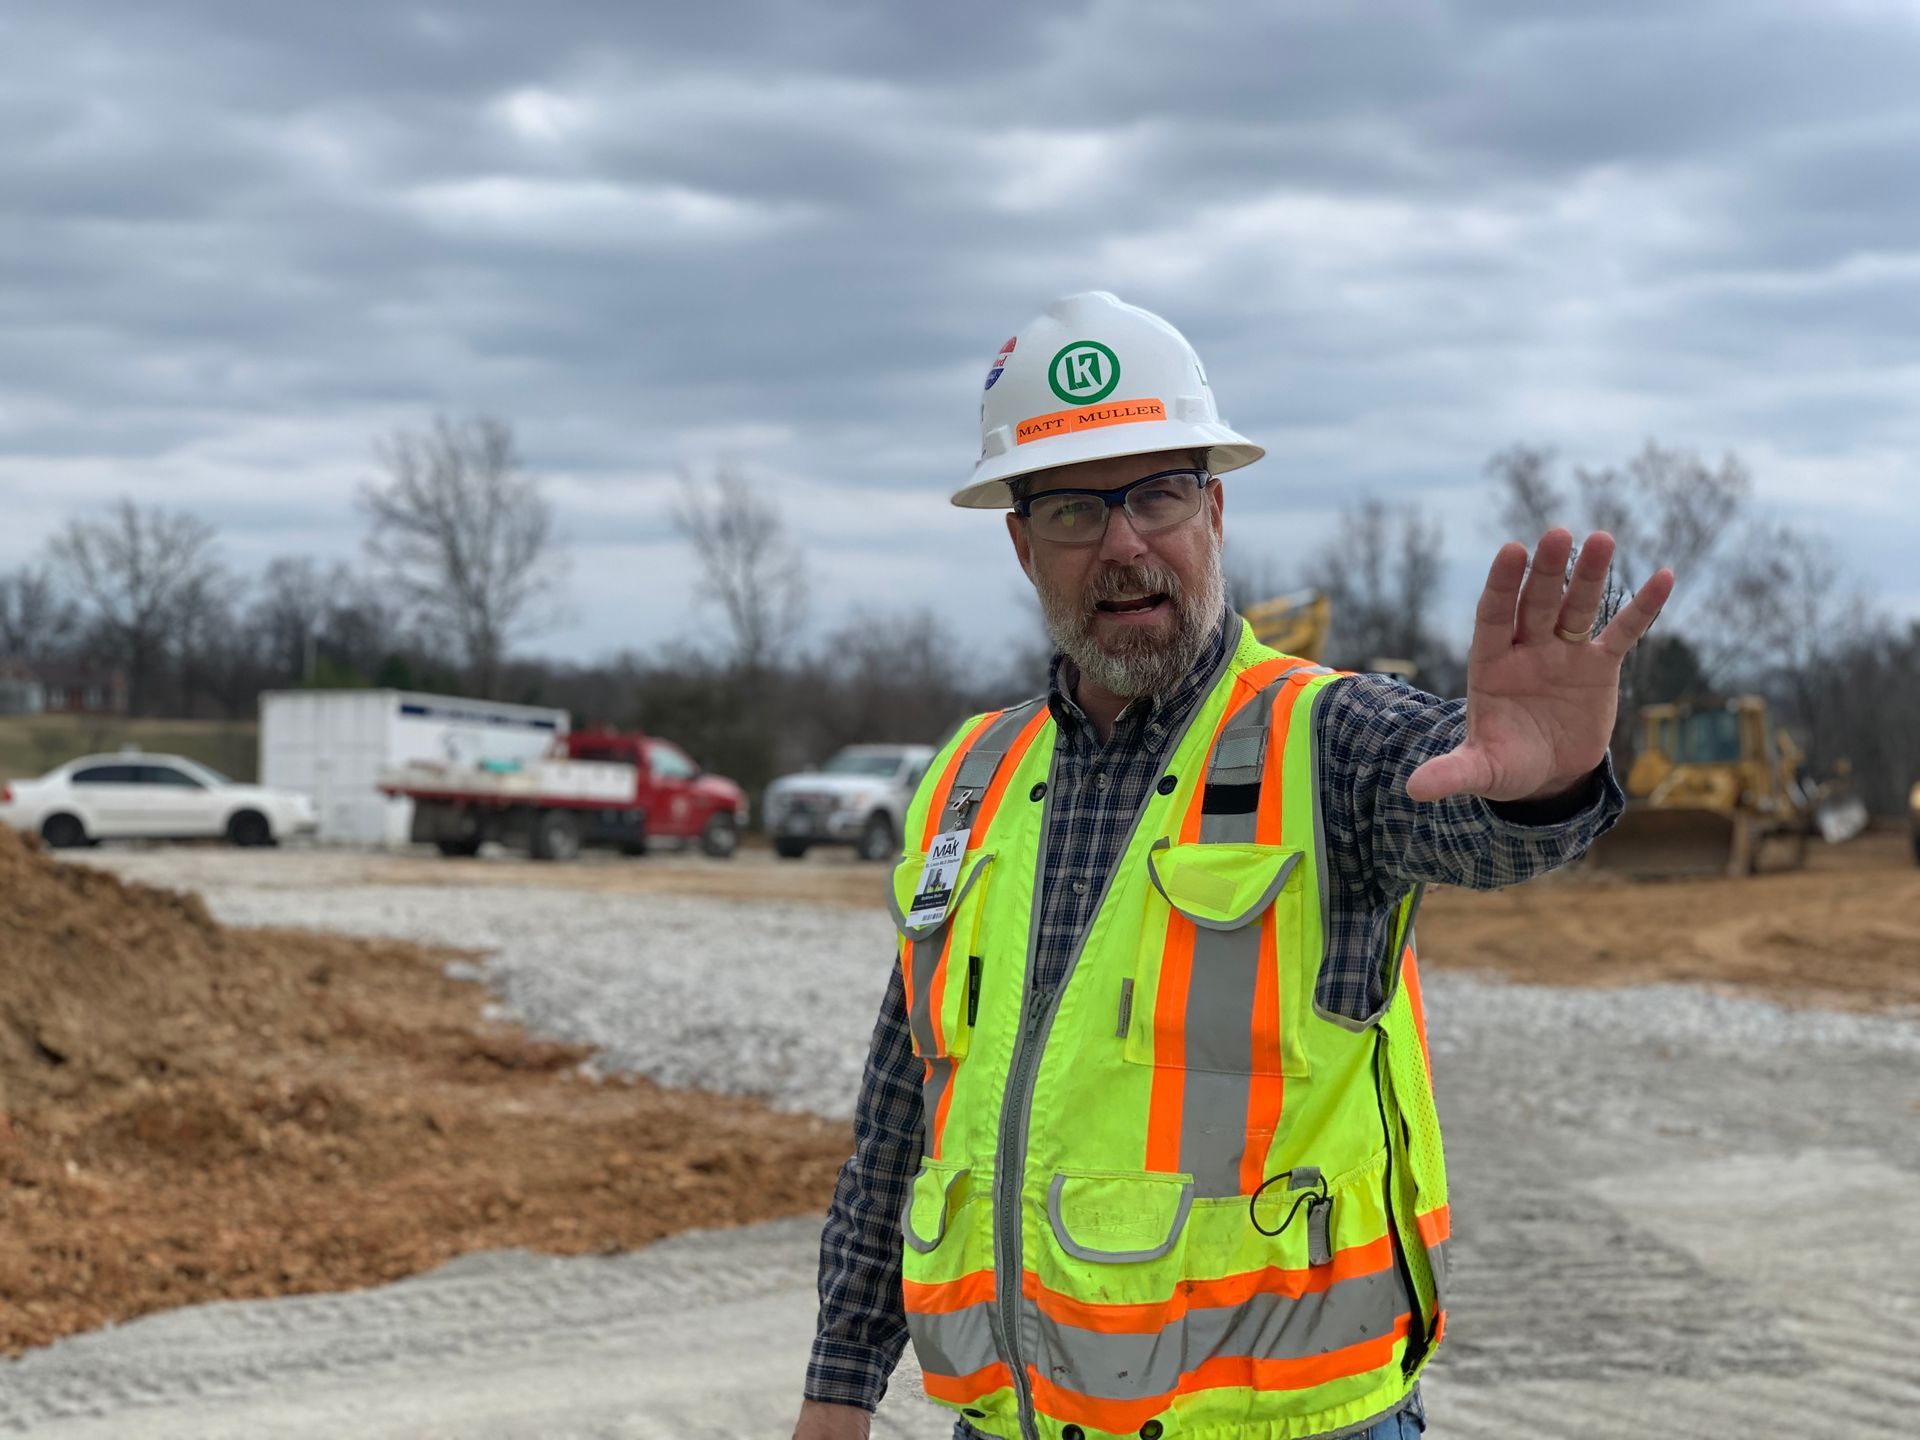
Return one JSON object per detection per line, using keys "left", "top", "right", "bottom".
{"left": 952, "top": 291, "right": 1263, "bottom": 509}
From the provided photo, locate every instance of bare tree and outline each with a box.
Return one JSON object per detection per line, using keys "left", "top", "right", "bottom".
{"left": 358, "top": 415, "right": 567, "bottom": 697}
{"left": 0, "top": 564, "right": 81, "bottom": 662}
{"left": 49, "top": 498, "right": 224, "bottom": 715}
{"left": 1487, "top": 440, "right": 1749, "bottom": 635}
{"left": 671, "top": 461, "right": 807, "bottom": 673}
{"left": 1304, "top": 499, "right": 1454, "bottom": 685}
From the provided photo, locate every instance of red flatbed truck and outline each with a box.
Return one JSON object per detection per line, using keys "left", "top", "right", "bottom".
{"left": 380, "top": 728, "right": 748, "bottom": 861}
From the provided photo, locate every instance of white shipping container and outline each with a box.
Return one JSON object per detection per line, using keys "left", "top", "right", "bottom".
{"left": 259, "top": 690, "right": 570, "bottom": 846}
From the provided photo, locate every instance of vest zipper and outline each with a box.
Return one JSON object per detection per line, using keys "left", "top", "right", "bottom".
{"left": 995, "top": 982, "right": 1053, "bottom": 1440}
{"left": 1372, "top": 1029, "right": 1431, "bottom": 1376}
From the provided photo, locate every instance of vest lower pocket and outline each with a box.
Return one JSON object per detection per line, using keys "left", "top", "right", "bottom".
{"left": 1121, "top": 839, "right": 1312, "bottom": 1081}
{"left": 889, "top": 849, "right": 996, "bottom": 1060}
{"left": 900, "top": 1160, "right": 1010, "bottom": 1418}
{"left": 1028, "top": 1169, "right": 1196, "bottom": 1409}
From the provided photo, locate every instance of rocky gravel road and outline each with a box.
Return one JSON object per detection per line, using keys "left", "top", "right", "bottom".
{"left": 11, "top": 846, "right": 1916, "bottom": 1439}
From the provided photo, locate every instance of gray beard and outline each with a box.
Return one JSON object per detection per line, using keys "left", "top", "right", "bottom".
{"left": 1036, "top": 541, "right": 1225, "bottom": 701}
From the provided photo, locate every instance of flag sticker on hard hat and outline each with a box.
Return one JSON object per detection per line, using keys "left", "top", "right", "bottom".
{"left": 983, "top": 336, "right": 1016, "bottom": 391}
{"left": 1048, "top": 340, "right": 1119, "bottom": 404}
{"left": 1015, "top": 398, "right": 1164, "bottom": 445}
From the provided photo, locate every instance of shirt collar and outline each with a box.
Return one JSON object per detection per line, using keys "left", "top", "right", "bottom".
{"left": 1047, "top": 608, "right": 1233, "bottom": 755}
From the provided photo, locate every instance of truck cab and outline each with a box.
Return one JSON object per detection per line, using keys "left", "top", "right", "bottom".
{"left": 763, "top": 743, "right": 935, "bottom": 862}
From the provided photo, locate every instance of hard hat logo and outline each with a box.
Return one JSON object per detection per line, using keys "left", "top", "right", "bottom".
{"left": 1048, "top": 341, "right": 1120, "bottom": 404}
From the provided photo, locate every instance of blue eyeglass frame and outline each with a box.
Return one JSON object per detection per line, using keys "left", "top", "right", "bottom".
{"left": 1012, "top": 467, "right": 1215, "bottom": 540}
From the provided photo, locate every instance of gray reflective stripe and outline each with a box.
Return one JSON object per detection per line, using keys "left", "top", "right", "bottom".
{"left": 1198, "top": 669, "right": 1302, "bottom": 845}
{"left": 1427, "top": 1237, "right": 1449, "bottom": 1310}
{"left": 1146, "top": 838, "right": 1301, "bottom": 930}
{"left": 919, "top": 1056, "right": 956, "bottom": 1160}
{"left": 1028, "top": 1267, "right": 1406, "bottom": 1401}
{"left": 943, "top": 699, "right": 1045, "bottom": 832}
{"left": 901, "top": 1162, "right": 970, "bottom": 1253}
{"left": 892, "top": 856, "right": 995, "bottom": 1055}
{"left": 1046, "top": 1174, "right": 1194, "bottom": 1264}
{"left": 1179, "top": 1067, "right": 1254, "bottom": 1196}
{"left": 906, "top": 1300, "right": 1001, "bottom": 1378}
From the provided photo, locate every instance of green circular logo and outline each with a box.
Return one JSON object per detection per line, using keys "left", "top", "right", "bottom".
{"left": 1048, "top": 340, "right": 1120, "bottom": 404}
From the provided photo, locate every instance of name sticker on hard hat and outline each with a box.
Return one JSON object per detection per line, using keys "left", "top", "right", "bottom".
{"left": 908, "top": 827, "right": 970, "bottom": 927}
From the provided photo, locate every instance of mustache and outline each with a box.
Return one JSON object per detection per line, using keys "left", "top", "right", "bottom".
{"left": 1084, "top": 563, "right": 1182, "bottom": 609}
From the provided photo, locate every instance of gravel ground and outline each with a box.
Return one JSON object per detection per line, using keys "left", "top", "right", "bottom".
{"left": 29, "top": 845, "right": 1920, "bottom": 1439}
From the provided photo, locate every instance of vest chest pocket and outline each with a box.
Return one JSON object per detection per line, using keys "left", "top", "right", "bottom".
{"left": 889, "top": 848, "right": 996, "bottom": 1060}
{"left": 1122, "top": 838, "right": 1312, "bottom": 1079}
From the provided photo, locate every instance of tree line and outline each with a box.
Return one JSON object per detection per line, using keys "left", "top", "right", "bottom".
{"left": 3, "top": 416, "right": 1914, "bottom": 815}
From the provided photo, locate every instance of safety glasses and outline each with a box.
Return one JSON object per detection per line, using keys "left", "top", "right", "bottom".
{"left": 1013, "top": 468, "right": 1213, "bottom": 546}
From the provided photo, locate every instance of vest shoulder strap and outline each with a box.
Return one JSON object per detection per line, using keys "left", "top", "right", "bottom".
{"left": 1196, "top": 662, "right": 1331, "bottom": 844}
{"left": 936, "top": 696, "right": 1047, "bottom": 835}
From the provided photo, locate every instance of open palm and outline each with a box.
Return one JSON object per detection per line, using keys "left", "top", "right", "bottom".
{"left": 1407, "top": 530, "right": 1675, "bottom": 805}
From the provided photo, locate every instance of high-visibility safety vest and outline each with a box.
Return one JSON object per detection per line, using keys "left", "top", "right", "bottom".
{"left": 887, "top": 621, "right": 1450, "bottom": 1440}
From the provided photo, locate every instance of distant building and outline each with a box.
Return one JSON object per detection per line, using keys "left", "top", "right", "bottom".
{"left": 24, "top": 660, "right": 129, "bottom": 716}
{"left": 0, "top": 660, "right": 45, "bottom": 715}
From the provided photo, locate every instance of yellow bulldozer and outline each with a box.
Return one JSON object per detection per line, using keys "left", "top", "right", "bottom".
{"left": 1242, "top": 588, "right": 1419, "bottom": 680}
{"left": 1242, "top": 588, "right": 1330, "bottom": 662}
{"left": 1588, "top": 696, "right": 1867, "bottom": 878}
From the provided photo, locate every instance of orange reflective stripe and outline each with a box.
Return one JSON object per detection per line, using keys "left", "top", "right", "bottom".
{"left": 1240, "top": 903, "right": 1285, "bottom": 1193}
{"left": 1235, "top": 674, "right": 1314, "bottom": 1188}
{"left": 921, "top": 711, "right": 1003, "bottom": 849}
{"left": 1026, "top": 1317, "right": 1407, "bottom": 1434}
{"left": 903, "top": 1267, "right": 997, "bottom": 1315}
{"left": 1402, "top": 944, "right": 1433, "bottom": 1084}
{"left": 1021, "top": 1233, "right": 1393, "bottom": 1333}
{"left": 931, "top": 1053, "right": 959, "bottom": 1160}
{"left": 926, "top": 927, "right": 956, "bottom": 1057}
{"left": 1143, "top": 911, "right": 1194, "bottom": 1173}
{"left": 1149, "top": 655, "right": 1300, "bottom": 1175}
{"left": 1416, "top": 1204, "right": 1450, "bottom": 1249}
{"left": 1254, "top": 673, "right": 1312, "bottom": 847}
{"left": 974, "top": 704, "right": 1050, "bottom": 835}
{"left": 923, "top": 1360, "right": 1013, "bottom": 1405}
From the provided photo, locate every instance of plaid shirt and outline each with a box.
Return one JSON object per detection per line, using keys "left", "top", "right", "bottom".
{"left": 806, "top": 613, "right": 1623, "bottom": 1428}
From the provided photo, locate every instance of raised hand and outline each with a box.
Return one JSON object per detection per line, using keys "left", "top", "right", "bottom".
{"left": 1405, "top": 529, "right": 1675, "bottom": 805}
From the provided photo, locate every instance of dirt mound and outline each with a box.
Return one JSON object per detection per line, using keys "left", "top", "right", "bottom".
{"left": 1419, "top": 828, "right": 1920, "bottom": 1013}
{"left": 0, "top": 827, "right": 850, "bottom": 1354}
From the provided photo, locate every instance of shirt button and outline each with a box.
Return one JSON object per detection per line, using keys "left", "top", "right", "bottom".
{"left": 1072, "top": 879, "right": 1088, "bottom": 896}
{"left": 1095, "top": 772, "right": 1110, "bottom": 789}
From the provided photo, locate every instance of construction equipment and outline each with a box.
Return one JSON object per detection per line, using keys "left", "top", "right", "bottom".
{"left": 1589, "top": 696, "right": 1865, "bottom": 878}
{"left": 1242, "top": 588, "right": 1329, "bottom": 662}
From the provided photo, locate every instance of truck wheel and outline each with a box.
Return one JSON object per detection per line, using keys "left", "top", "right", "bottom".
{"left": 774, "top": 837, "right": 809, "bottom": 860}
{"left": 226, "top": 810, "right": 274, "bottom": 848}
{"left": 700, "top": 812, "right": 739, "bottom": 859}
{"left": 530, "top": 809, "right": 582, "bottom": 862}
{"left": 40, "top": 813, "right": 89, "bottom": 849}
{"left": 436, "top": 838, "right": 483, "bottom": 858}
{"left": 856, "top": 812, "right": 896, "bottom": 863}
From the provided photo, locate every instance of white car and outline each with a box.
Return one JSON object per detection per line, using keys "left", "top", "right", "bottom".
{"left": 763, "top": 743, "right": 936, "bottom": 862}
{"left": 0, "top": 752, "right": 317, "bottom": 849}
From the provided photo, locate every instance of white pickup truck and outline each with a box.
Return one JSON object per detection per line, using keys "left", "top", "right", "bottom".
{"left": 762, "top": 743, "right": 935, "bottom": 862}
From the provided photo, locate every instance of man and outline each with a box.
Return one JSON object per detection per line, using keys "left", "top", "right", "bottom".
{"left": 795, "top": 292, "right": 1673, "bottom": 1440}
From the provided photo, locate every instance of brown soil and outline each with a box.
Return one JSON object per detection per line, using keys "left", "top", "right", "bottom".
{"left": 0, "top": 827, "right": 849, "bottom": 1356}
{"left": 1418, "top": 828, "right": 1920, "bottom": 1014}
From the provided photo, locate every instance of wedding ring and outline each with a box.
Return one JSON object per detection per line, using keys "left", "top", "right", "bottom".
{"left": 1554, "top": 623, "right": 1590, "bottom": 644}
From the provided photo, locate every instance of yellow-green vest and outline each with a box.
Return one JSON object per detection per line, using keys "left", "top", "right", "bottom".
{"left": 887, "top": 621, "right": 1451, "bottom": 1440}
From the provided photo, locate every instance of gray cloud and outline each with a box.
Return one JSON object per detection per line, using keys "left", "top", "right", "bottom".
{"left": 2, "top": 0, "right": 1917, "bottom": 663}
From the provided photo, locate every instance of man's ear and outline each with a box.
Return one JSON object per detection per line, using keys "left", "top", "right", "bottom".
{"left": 1006, "top": 510, "right": 1035, "bottom": 582}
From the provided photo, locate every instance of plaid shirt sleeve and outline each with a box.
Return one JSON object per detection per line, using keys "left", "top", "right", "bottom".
{"left": 805, "top": 959, "right": 921, "bottom": 1411}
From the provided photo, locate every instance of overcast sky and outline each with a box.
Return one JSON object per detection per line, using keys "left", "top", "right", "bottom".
{"left": 4, "top": 1, "right": 1917, "bottom": 671}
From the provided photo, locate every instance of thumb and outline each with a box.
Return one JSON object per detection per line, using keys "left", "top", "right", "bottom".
{"left": 1406, "top": 746, "right": 1492, "bottom": 804}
